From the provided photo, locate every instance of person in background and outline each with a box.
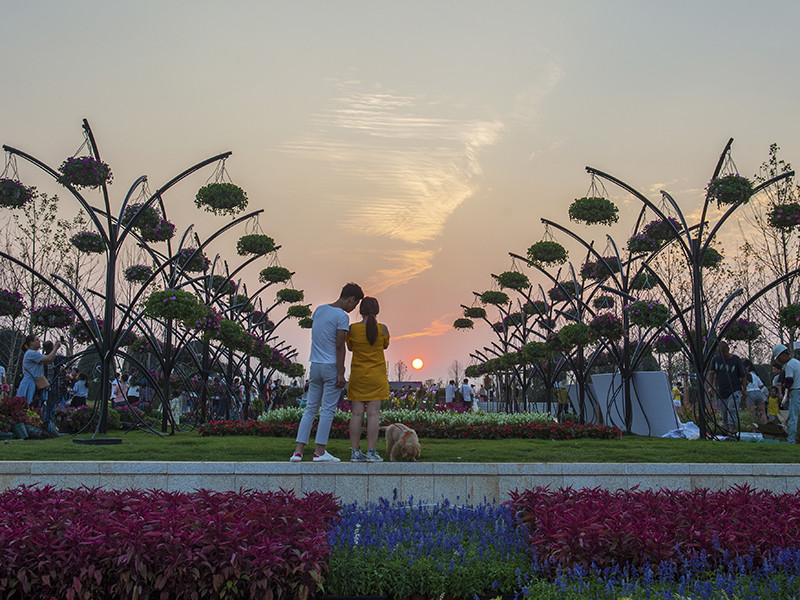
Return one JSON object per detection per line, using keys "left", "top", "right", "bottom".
{"left": 290, "top": 282, "right": 363, "bottom": 463}
{"left": 40, "top": 341, "right": 59, "bottom": 427}
{"left": 346, "top": 296, "right": 389, "bottom": 462}
{"left": 706, "top": 341, "right": 747, "bottom": 436}
{"left": 766, "top": 386, "right": 784, "bottom": 425}
{"left": 0, "top": 363, "right": 6, "bottom": 386}
{"left": 773, "top": 344, "right": 800, "bottom": 444}
{"left": 17, "top": 334, "right": 60, "bottom": 405}
{"left": 445, "top": 380, "right": 457, "bottom": 405}
{"left": 742, "top": 359, "right": 768, "bottom": 424}
{"left": 460, "top": 378, "right": 475, "bottom": 410}
{"left": 70, "top": 373, "right": 89, "bottom": 407}
{"left": 127, "top": 375, "right": 140, "bottom": 405}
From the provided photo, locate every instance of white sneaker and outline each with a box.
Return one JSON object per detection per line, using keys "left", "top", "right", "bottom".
{"left": 289, "top": 452, "right": 303, "bottom": 462}
{"left": 312, "top": 451, "right": 341, "bottom": 462}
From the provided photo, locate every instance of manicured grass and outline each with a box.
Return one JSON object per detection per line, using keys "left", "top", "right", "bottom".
{"left": 1, "top": 430, "right": 798, "bottom": 462}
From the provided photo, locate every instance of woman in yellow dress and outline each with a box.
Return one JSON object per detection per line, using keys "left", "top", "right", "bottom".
{"left": 346, "top": 296, "right": 389, "bottom": 462}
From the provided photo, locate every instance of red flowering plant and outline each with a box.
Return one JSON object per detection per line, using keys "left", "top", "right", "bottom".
{"left": 0, "top": 178, "right": 34, "bottom": 209}
{"left": 722, "top": 317, "right": 761, "bottom": 341}
{"left": 0, "top": 288, "right": 25, "bottom": 318}
{"left": 0, "top": 392, "right": 31, "bottom": 431}
{"left": 57, "top": 156, "right": 113, "bottom": 188}
{"left": 30, "top": 304, "right": 74, "bottom": 329}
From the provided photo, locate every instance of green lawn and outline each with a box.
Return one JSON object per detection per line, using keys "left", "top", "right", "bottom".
{"left": 1, "top": 431, "right": 798, "bottom": 462}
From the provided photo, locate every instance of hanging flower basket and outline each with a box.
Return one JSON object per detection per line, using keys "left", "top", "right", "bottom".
{"left": 707, "top": 174, "right": 754, "bottom": 207}
{"left": 464, "top": 364, "right": 486, "bottom": 378}
{"left": 229, "top": 293, "right": 254, "bottom": 313}
{"left": 139, "top": 218, "right": 176, "bottom": 242}
{"left": 175, "top": 248, "right": 210, "bottom": 273}
{"left": 70, "top": 230, "right": 105, "bottom": 254}
{"left": 521, "top": 301, "right": 544, "bottom": 315}
{"left": 627, "top": 232, "right": 660, "bottom": 254}
{"left": 120, "top": 203, "right": 162, "bottom": 230}
{"left": 195, "top": 182, "right": 248, "bottom": 216}
{"left": 491, "top": 321, "right": 504, "bottom": 332}
{"left": 236, "top": 234, "right": 276, "bottom": 257}
{"left": 589, "top": 313, "right": 624, "bottom": 342}
{"left": 130, "top": 336, "right": 159, "bottom": 354}
{"left": 57, "top": 156, "right": 113, "bottom": 189}
{"left": 494, "top": 271, "right": 530, "bottom": 291}
{"left": 287, "top": 304, "right": 312, "bottom": 319}
{"left": 259, "top": 266, "right": 292, "bottom": 284}
{"left": 538, "top": 317, "right": 556, "bottom": 329}
{"left": 722, "top": 317, "right": 761, "bottom": 341}
{"left": 548, "top": 281, "right": 579, "bottom": 302}
{"left": 527, "top": 240, "right": 568, "bottom": 266}
{"left": 479, "top": 291, "right": 509, "bottom": 305}
{"left": 701, "top": 247, "right": 723, "bottom": 269}
{"left": 642, "top": 217, "right": 681, "bottom": 242}
{"left": 580, "top": 256, "right": 620, "bottom": 280}
{"left": 503, "top": 312, "right": 524, "bottom": 327}
{"left": 70, "top": 319, "right": 103, "bottom": 345}
{"left": 143, "top": 289, "right": 202, "bottom": 323}
{"left": 194, "top": 306, "right": 222, "bottom": 336}
{"left": 209, "top": 275, "right": 236, "bottom": 295}
{"left": 630, "top": 273, "right": 656, "bottom": 290}
{"left": 653, "top": 333, "right": 681, "bottom": 354}
{"left": 520, "top": 341, "right": 550, "bottom": 364}
{"left": 625, "top": 300, "right": 670, "bottom": 328}
{"left": 0, "top": 289, "right": 25, "bottom": 318}
{"left": 593, "top": 295, "right": 615, "bottom": 310}
{"left": 215, "top": 319, "right": 246, "bottom": 347}
{"left": 298, "top": 317, "right": 313, "bottom": 329}
{"left": 464, "top": 306, "right": 487, "bottom": 319}
{"left": 276, "top": 288, "right": 304, "bottom": 303}
{"left": 768, "top": 202, "right": 800, "bottom": 230}
{"left": 30, "top": 304, "right": 74, "bottom": 329}
{"left": 123, "top": 264, "right": 153, "bottom": 283}
{"left": 557, "top": 323, "right": 593, "bottom": 349}
{"left": 0, "top": 178, "right": 34, "bottom": 209}
{"left": 568, "top": 196, "right": 619, "bottom": 226}
{"left": 778, "top": 304, "right": 800, "bottom": 330}
{"left": 249, "top": 311, "right": 275, "bottom": 330}
{"left": 453, "top": 318, "right": 474, "bottom": 330}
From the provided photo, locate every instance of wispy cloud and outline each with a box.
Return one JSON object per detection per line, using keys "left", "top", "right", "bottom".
{"left": 393, "top": 312, "right": 459, "bottom": 341}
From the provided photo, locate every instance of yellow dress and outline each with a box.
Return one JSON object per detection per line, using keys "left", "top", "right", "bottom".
{"left": 346, "top": 322, "right": 390, "bottom": 402}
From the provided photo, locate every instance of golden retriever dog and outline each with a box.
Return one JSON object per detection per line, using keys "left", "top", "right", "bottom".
{"left": 384, "top": 423, "right": 421, "bottom": 462}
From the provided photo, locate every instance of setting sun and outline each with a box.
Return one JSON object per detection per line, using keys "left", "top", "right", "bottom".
{"left": 411, "top": 358, "right": 423, "bottom": 370}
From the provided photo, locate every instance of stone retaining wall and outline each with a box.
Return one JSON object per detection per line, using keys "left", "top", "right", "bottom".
{"left": 2, "top": 462, "right": 799, "bottom": 504}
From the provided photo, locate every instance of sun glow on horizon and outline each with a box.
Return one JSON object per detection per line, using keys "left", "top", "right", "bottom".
{"left": 411, "top": 358, "right": 423, "bottom": 370}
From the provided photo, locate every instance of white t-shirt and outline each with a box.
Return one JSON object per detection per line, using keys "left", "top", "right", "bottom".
{"left": 0, "top": 366, "right": 6, "bottom": 381}
{"left": 785, "top": 358, "right": 800, "bottom": 390}
{"left": 445, "top": 384, "right": 456, "bottom": 403}
{"left": 746, "top": 373, "right": 765, "bottom": 393}
{"left": 460, "top": 383, "right": 473, "bottom": 402}
{"left": 309, "top": 304, "right": 350, "bottom": 364}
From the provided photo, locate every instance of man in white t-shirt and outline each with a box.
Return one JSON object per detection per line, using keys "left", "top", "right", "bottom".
{"left": 774, "top": 344, "right": 800, "bottom": 443}
{"left": 444, "top": 380, "right": 457, "bottom": 404}
{"left": 291, "top": 283, "right": 363, "bottom": 462}
{"left": 460, "top": 379, "right": 473, "bottom": 404}
{"left": 0, "top": 365, "right": 6, "bottom": 386}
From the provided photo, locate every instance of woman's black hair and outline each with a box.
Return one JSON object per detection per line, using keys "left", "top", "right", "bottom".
{"left": 21, "top": 334, "right": 37, "bottom": 356}
{"left": 360, "top": 297, "right": 380, "bottom": 345}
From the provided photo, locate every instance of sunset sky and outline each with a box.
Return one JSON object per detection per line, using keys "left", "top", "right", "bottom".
{"left": 2, "top": 1, "right": 800, "bottom": 382}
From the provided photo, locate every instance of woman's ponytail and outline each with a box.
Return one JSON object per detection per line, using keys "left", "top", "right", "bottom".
{"left": 360, "top": 297, "right": 380, "bottom": 345}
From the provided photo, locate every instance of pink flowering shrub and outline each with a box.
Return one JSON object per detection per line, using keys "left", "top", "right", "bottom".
{"left": 0, "top": 486, "right": 338, "bottom": 600}
{"left": 509, "top": 485, "right": 800, "bottom": 574}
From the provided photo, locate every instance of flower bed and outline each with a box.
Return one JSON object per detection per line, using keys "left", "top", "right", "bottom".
{"left": 195, "top": 182, "right": 248, "bottom": 215}
{"left": 30, "top": 304, "right": 74, "bottom": 329}
{"left": 54, "top": 406, "right": 121, "bottom": 433}
{"left": 0, "top": 178, "right": 34, "bottom": 209}
{"left": 57, "top": 156, "right": 113, "bottom": 188}
{"left": 0, "top": 487, "right": 337, "bottom": 600}
{"left": 0, "top": 288, "right": 25, "bottom": 318}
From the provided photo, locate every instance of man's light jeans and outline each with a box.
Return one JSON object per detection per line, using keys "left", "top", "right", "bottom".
{"left": 787, "top": 388, "right": 800, "bottom": 444}
{"left": 295, "top": 362, "right": 340, "bottom": 446}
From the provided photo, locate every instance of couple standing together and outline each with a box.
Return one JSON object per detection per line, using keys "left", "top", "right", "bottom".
{"left": 290, "top": 283, "right": 389, "bottom": 462}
